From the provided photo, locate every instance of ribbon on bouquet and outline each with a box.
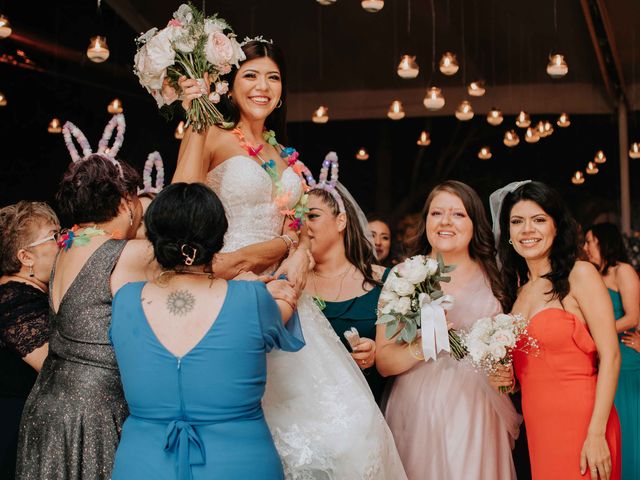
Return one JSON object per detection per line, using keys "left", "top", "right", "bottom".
{"left": 418, "top": 294, "right": 455, "bottom": 361}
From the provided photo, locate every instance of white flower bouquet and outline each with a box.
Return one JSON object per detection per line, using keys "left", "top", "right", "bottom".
{"left": 133, "top": 3, "right": 245, "bottom": 132}
{"left": 460, "top": 313, "right": 535, "bottom": 392}
{"left": 376, "top": 254, "right": 465, "bottom": 361}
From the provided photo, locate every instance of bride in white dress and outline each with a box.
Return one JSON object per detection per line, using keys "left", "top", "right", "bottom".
{"left": 173, "top": 39, "right": 406, "bottom": 479}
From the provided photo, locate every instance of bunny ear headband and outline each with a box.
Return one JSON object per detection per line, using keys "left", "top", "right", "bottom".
{"left": 62, "top": 113, "right": 126, "bottom": 173}
{"left": 138, "top": 151, "right": 165, "bottom": 195}
{"left": 302, "top": 151, "right": 346, "bottom": 214}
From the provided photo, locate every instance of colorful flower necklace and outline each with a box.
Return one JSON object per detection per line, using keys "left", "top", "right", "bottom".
{"left": 233, "top": 127, "right": 313, "bottom": 230}
{"left": 57, "top": 225, "right": 114, "bottom": 251}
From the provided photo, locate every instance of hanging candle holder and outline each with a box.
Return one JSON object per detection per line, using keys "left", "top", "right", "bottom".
{"left": 361, "top": 0, "right": 384, "bottom": 12}
{"left": 107, "top": 98, "right": 123, "bottom": 114}
{"left": 397, "top": 55, "right": 419, "bottom": 79}
{"left": 594, "top": 150, "right": 606, "bottom": 164}
{"left": 586, "top": 162, "right": 599, "bottom": 175}
{"left": 454, "top": 100, "right": 474, "bottom": 121}
{"left": 515, "top": 111, "right": 531, "bottom": 128}
{"left": 486, "top": 108, "right": 504, "bottom": 126}
{"left": 312, "top": 106, "right": 329, "bottom": 124}
{"left": 503, "top": 130, "right": 520, "bottom": 147}
{"left": 629, "top": 142, "right": 640, "bottom": 159}
{"left": 0, "top": 14, "right": 11, "bottom": 38}
{"left": 557, "top": 113, "right": 571, "bottom": 127}
{"left": 48, "top": 118, "right": 62, "bottom": 134}
{"left": 467, "top": 81, "right": 486, "bottom": 97}
{"left": 525, "top": 127, "right": 540, "bottom": 143}
{"left": 477, "top": 146, "right": 492, "bottom": 160}
{"left": 547, "top": 54, "right": 568, "bottom": 78}
{"left": 571, "top": 171, "right": 585, "bottom": 185}
{"left": 417, "top": 130, "right": 431, "bottom": 146}
{"left": 355, "top": 148, "right": 369, "bottom": 160}
{"left": 423, "top": 87, "right": 445, "bottom": 111}
{"left": 439, "top": 52, "right": 459, "bottom": 75}
{"left": 87, "top": 36, "right": 110, "bottom": 63}
{"left": 387, "top": 100, "right": 405, "bottom": 120}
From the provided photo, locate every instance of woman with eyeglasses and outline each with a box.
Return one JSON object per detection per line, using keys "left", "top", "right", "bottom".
{"left": 0, "top": 201, "right": 60, "bottom": 479}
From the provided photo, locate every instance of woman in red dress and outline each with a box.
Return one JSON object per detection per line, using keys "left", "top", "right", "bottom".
{"left": 491, "top": 181, "right": 621, "bottom": 480}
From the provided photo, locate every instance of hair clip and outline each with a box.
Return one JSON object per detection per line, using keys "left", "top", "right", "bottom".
{"left": 138, "top": 151, "right": 165, "bottom": 195}
{"left": 181, "top": 244, "right": 197, "bottom": 266}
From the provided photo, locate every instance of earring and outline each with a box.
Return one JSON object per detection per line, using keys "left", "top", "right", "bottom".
{"left": 128, "top": 205, "right": 134, "bottom": 226}
{"left": 508, "top": 239, "right": 513, "bottom": 245}
{"left": 276, "top": 99, "right": 283, "bottom": 109}
{"left": 28, "top": 265, "right": 35, "bottom": 277}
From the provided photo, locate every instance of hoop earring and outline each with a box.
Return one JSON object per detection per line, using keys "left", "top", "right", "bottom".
{"left": 28, "top": 265, "right": 35, "bottom": 277}
{"left": 276, "top": 99, "right": 283, "bottom": 109}
{"left": 508, "top": 239, "right": 513, "bottom": 245}
{"left": 181, "top": 244, "right": 197, "bottom": 266}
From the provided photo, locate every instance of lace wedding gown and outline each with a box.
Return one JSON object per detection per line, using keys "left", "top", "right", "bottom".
{"left": 207, "top": 156, "right": 406, "bottom": 480}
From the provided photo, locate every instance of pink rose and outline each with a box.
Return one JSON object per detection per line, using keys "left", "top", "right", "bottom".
{"left": 215, "top": 81, "right": 229, "bottom": 95}
{"left": 219, "top": 64, "right": 232, "bottom": 75}
{"left": 208, "top": 92, "right": 221, "bottom": 104}
{"left": 168, "top": 19, "right": 182, "bottom": 27}
{"left": 205, "top": 32, "right": 234, "bottom": 68}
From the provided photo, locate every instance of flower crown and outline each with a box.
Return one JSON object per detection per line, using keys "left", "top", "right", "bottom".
{"left": 304, "top": 152, "right": 345, "bottom": 214}
{"left": 240, "top": 35, "right": 273, "bottom": 47}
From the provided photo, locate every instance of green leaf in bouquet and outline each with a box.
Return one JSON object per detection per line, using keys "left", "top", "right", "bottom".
{"left": 385, "top": 321, "right": 400, "bottom": 340}
{"left": 402, "top": 321, "right": 417, "bottom": 343}
{"left": 375, "top": 314, "right": 396, "bottom": 325}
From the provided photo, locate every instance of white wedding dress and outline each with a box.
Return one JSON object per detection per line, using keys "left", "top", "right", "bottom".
{"left": 207, "top": 156, "right": 407, "bottom": 480}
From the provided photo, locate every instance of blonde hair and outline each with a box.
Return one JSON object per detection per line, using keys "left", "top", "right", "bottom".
{"left": 0, "top": 201, "right": 59, "bottom": 275}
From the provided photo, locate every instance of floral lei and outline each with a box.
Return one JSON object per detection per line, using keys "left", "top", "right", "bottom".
{"left": 233, "top": 127, "right": 312, "bottom": 230}
{"left": 57, "top": 226, "right": 114, "bottom": 251}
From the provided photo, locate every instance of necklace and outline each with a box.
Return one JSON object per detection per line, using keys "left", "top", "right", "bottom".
{"left": 233, "top": 126, "right": 312, "bottom": 231}
{"left": 57, "top": 225, "right": 112, "bottom": 251}
{"left": 311, "top": 264, "right": 353, "bottom": 310}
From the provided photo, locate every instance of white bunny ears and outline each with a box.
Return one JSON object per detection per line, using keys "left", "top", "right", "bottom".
{"left": 302, "top": 151, "right": 345, "bottom": 214}
{"left": 62, "top": 114, "right": 126, "bottom": 163}
{"left": 138, "top": 151, "right": 165, "bottom": 195}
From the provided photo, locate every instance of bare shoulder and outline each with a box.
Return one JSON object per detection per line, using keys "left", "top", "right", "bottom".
{"left": 569, "top": 260, "right": 600, "bottom": 284}
{"left": 616, "top": 262, "right": 640, "bottom": 283}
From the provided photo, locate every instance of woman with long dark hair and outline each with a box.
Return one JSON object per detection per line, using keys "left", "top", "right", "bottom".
{"left": 376, "top": 180, "right": 520, "bottom": 479}
{"left": 584, "top": 223, "right": 639, "bottom": 480}
{"left": 172, "top": 40, "right": 406, "bottom": 479}
{"left": 493, "top": 181, "right": 621, "bottom": 480}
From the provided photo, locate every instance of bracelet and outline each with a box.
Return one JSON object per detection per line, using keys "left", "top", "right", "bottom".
{"left": 281, "top": 233, "right": 298, "bottom": 249}
{"left": 408, "top": 338, "right": 424, "bottom": 361}
{"left": 279, "top": 235, "right": 292, "bottom": 249}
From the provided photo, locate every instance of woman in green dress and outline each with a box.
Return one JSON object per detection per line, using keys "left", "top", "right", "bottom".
{"left": 304, "top": 186, "right": 388, "bottom": 403}
{"left": 584, "top": 223, "right": 640, "bottom": 480}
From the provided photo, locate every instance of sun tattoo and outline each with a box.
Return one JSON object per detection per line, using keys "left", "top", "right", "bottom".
{"left": 166, "top": 290, "right": 195, "bottom": 316}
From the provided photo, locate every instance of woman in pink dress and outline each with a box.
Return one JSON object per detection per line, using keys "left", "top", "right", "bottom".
{"left": 376, "top": 181, "right": 521, "bottom": 479}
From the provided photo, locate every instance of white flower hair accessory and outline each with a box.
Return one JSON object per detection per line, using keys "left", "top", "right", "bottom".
{"left": 62, "top": 114, "right": 126, "bottom": 173}
{"left": 138, "top": 151, "right": 165, "bottom": 195}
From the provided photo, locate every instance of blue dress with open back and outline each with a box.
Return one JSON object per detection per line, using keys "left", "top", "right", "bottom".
{"left": 109, "top": 280, "right": 305, "bottom": 480}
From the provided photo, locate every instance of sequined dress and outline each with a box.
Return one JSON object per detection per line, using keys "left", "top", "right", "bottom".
{"left": 207, "top": 156, "right": 407, "bottom": 479}
{"left": 16, "top": 240, "right": 129, "bottom": 480}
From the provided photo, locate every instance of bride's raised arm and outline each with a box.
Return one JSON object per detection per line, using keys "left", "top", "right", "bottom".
{"left": 173, "top": 126, "right": 210, "bottom": 183}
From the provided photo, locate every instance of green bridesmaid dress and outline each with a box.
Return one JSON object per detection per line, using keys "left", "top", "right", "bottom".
{"left": 611, "top": 288, "right": 640, "bottom": 480}
{"left": 322, "top": 269, "right": 390, "bottom": 404}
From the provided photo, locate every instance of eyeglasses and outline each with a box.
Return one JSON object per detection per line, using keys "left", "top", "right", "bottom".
{"left": 25, "top": 230, "right": 61, "bottom": 248}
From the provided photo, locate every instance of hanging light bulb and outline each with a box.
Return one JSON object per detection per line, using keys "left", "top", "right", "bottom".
{"left": 536, "top": 121, "right": 546, "bottom": 137}
{"left": 571, "top": 171, "right": 585, "bottom": 185}
{"left": 629, "top": 142, "right": 640, "bottom": 159}
{"left": 557, "top": 112, "right": 571, "bottom": 127}
{"left": 547, "top": 54, "right": 568, "bottom": 78}
{"left": 515, "top": 111, "right": 531, "bottom": 128}
{"left": 467, "top": 81, "right": 486, "bottom": 97}
{"left": 355, "top": 148, "right": 370, "bottom": 161}
{"left": 312, "top": 106, "right": 329, "bottom": 124}
{"left": 417, "top": 130, "right": 431, "bottom": 146}
{"left": 107, "top": 98, "right": 123, "bottom": 114}
{"left": 423, "top": 87, "right": 445, "bottom": 111}
{"left": 316, "top": 0, "right": 337, "bottom": 5}
{"left": 503, "top": 130, "right": 520, "bottom": 147}
{"left": 486, "top": 108, "right": 504, "bottom": 126}
{"left": 174, "top": 121, "right": 185, "bottom": 140}
{"left": 387, "top": 100, "right": 405, "bottom": 120}
{"left": 87, "top": 36, "right": 110, "bottom": 63}
{"left": 439, "top": 52, "right": 459, "bottom": 75}
{"left": 0, "top": 14, "right": 12, "bottom": 39}
{"left": 0, "top": 91, "right": 6, "bottom": 107}
{"left": 478, "top": 146, "right": 492, "bottom": 160}
{"left": 47, "top": 118, "right": 62, "bottom": 134}
{"left": 361, "top": 0, "right": 384, "bottom": 12}
{"left": 454, "top": 100, "right": 474, "bottom": 121}
{"left": 525, "top": 127, "right": 540, "bottom": 143}
{"left": 586, "top": 162, "right": 599, "bottom": 175}
{"left": 594, "top": 150, "right": 606, "bottom": 164}
{"left": 397, "top": 55, "right": 419, "bottom": 79}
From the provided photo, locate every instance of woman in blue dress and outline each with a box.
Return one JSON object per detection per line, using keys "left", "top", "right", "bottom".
{"left": 584, "top": 223, "right": 640, "bottom": 480}
{"left": 110, "top": 183, "right": 304, "bottom": 480}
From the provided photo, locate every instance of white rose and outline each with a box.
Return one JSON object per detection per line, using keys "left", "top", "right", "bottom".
{"left": 134, "top": 45, "right": 164, "bottom": 90}
{"left": 425, "top": 257, "right": 439, "bottom": 276}
{"left": 205, "top": 32, "right": 235, "bottom": 68}
{"left": 136, "top": 29, "right": 175, "bottom": 89}
{"left": 492, "top": 330, "right": 516, "bottom": 348}
{"left": 396, "top": 256, "right": 430, "bottom": 284}
{"left": 173, "top": 4, "right": 194, "bottom": 25}
{"left": 137, "top": 27, "right": 158, "bottom": 45}
{"left": 381, "top": 301, "right": 395, "bottom": 315}
{"left": 169, "top": 26, "right": 196, "bottom": 53}
{"left": 494, "top": 313, "right": 515, "bottom": 328}
{"left": 396, "top": 297, "right": 412, "bottom": 315}
{"left": 379, "top": 288, "right": 399, "bottom": 306}
{"left": 204, "top": 18, "right": 229, "bottom": 34}
{"left": 468, "top": 339, "right": 488, "bottom": 362}
{"left": 208, "top": 92, "right": 221, "bottom": 103}
{"left": 391, "top": 277, "right": 415, "bottom": 297}
{"left": 229, "top": 36, "right": 246, "bottom": 66}
{"left": 489, "top": 343, "right": 507, "bottom": 360}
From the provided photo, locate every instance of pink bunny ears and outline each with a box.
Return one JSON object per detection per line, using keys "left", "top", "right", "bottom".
{"left": 303, "top": 151, "right": 345, "bottom": 214}
{"left": 62, "top": 114, "right": 126, "bottom": 164}
{"left": 138, "top": 151, "right": 165, "bottom": 195}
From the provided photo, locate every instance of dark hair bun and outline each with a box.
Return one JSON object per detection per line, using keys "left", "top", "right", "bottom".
{"left": 144, "top": 183, "right": 228, "bottom": 269}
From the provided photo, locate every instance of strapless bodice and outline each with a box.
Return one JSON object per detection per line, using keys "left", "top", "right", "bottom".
{"left": 206, "top": 156, "right": 303, "bottom": 252}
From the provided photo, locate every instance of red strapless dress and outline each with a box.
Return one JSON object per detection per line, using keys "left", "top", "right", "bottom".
{"left": 513, "top": 308, "right": 621, "bottom": 479}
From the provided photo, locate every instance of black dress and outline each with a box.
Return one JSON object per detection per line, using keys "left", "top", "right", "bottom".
{"left": 16, "top": 240, "right": 129, "bottom": 480}
{"left": 0, "top": 281, "right": 49, "bottom": 480}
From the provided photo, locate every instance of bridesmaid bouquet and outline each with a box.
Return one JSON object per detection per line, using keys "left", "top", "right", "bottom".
{"left": 133, "top": 3, "right": 245, "bottom": 132}
{"left": 376, "top": 254, "right": 465, "bottom": 361}
{"left": 460, "top": 313, "right": 535, "bottom": 392}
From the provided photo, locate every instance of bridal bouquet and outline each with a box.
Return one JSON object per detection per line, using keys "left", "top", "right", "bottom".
{"left": 376, "top": 254, "right": 465, "bottom": 361}
{"left": 133, "top": 3, "right": 245, "bottom": 132}
{"left": 460, "top": 313, "right": 535, "bottom": 392}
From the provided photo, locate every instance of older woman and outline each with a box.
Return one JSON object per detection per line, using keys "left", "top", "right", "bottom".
{"left": 0, "top": 201, "right": 59, "bottom": 478}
